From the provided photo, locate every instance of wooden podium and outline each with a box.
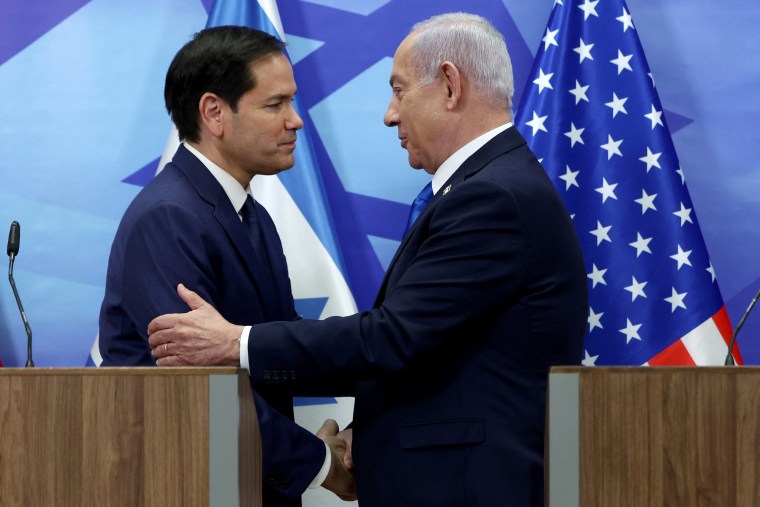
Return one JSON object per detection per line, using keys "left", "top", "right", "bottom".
{"left": 547, "top": 367, "right": 760, "bottom": 506}
{"left": 0, "top": 367, "right": 261, "bottom": 506}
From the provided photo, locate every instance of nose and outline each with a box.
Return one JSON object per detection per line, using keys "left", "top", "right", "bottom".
{"left": 384, "top": 99, "right": 398, "bottom": 127}
{"left": 286, "top": 104, "right": 304, "bottom": 131}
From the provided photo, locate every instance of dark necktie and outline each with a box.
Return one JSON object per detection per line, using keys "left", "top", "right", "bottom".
{"left": 403, "top": 181, "right": 434, "bottom": 236}
{"left": 240, "top": 195, "right": 276, "bottom": 292}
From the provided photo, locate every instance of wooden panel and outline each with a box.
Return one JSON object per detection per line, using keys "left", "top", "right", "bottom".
{"left": 238, "top": 373, "right": 261, "bottom": 507}
{"left": 736, "top": 377, "right": 760, "bottom": 503}
{"left": 552, "top": 368, "right": 760, "bottom": 507}
{"left": 0, "top": 367, "right": 255, "bottom": 507}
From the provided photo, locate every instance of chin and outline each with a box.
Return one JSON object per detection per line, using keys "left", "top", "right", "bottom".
{"left": 407, "top": 157, "right": 424, "bottom": 170}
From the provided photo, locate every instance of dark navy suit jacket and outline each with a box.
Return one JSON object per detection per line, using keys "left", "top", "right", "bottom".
{"left": 98, "top": 144, "right": 324, "bottom": 506}
{"left": 247, "top": 127, "right": 588, "bottom": 506}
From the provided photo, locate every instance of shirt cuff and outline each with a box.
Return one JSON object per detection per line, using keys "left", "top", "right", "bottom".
{"left": 240, "top": 325, "right": 252, "bottom": 373}
{"left": 308, "top": 441, "right": 331, "bottom": 489}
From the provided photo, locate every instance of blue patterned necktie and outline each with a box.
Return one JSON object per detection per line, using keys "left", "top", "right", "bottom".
{"left": 403, "top": 182, "right": 434, "bottom": 236}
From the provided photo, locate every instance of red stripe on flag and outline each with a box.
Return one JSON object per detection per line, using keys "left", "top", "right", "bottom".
{"left": 648, "top": 338, "right": 696, "bottom": 366}
{"left": 713, "top": 306, "right": 743, "bottom": 365}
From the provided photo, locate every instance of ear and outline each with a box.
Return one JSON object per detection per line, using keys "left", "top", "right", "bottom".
{"left": 198, "top": 92, "right": 225, "bottom": 138}
{"left": 439, "top": 61, "right": 462, "bottom": 110}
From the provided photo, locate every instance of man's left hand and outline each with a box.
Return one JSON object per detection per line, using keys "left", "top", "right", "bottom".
{"left": 148, "top": 283, "right": 242, "bottom": 366}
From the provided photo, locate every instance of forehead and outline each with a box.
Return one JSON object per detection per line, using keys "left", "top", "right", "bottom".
{"left": 247, "top": 53, "right": 297, "bottom": 96}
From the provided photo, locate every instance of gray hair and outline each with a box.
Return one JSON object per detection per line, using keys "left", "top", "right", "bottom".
{"left": 409, "top": 13, "right": 514, "bottom": 109}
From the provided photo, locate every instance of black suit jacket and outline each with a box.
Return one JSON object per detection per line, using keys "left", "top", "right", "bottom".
{"left": 248, "top": 127, "right": 588, "bottom": 506}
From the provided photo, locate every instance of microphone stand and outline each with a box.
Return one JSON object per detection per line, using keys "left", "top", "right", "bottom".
{"left": 724, "top": 286, "right": 760, "bottom": 366}
{"left": 8, "top": 252, "right": 34, "bottom": 367}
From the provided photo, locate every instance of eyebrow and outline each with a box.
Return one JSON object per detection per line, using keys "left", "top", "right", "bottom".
{"left": 266, "top": 91, "right": 296, "bottom": 102}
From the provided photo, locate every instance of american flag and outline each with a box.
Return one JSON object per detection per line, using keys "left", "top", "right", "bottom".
{"left": 515, "top": 0, "right": 741, "bottom": 365}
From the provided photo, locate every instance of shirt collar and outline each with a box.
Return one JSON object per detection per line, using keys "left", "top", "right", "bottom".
{"left": 431, "top": 122, "right": 512, "bottom": 195}
{"left": 183, "top": 142, "right": 251, "bottom": 214}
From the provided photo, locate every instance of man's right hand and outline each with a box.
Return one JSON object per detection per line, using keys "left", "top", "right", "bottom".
{"left": 317, "top": 419, "right": 357, "bottom": 501}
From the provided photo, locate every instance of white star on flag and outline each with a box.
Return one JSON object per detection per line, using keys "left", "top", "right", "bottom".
{"left": 543, "top": 27, "right": 559, "bottom": 50}
{"left": 590, "top": 220, "right": 612, "bottom": 245}
{"left": 605, "top": 92, "right": 628, "bottom": 117}
{"left": 601, "top": 134, "right": 623, "bottom": 159}
{"left": 639, "top": 147, "right": 662, "bottom": 172}
{"left": 673, "top": 202, "right": 694, "bottom": 226}
{"left": 564, "top": 122, "right": 585, "bottom": 147}
{"left": 588, "top": 307, "right": 604, "bottom": 332}
{"left": 616, "top": 8, "right": 634, "bottom": 32}
{"left": 559, "top": 165, "right": 580, "bottom": 190}
{"left": 569, "top": 80, "right": 590, "bottom": 104}
{"left": 670, "top": 244, "right": 693, "bottom": 270}
{"left": 634, "top": 189, "right": 657, "bottom": 214}
{"left": 619, "top": 319, "right": 642, "bottom": 343}
{"left": 624, "top": 276, "right": 648, "bottom": 301}
{"left": 707, "top": 262, "right": 716, "bottom": 282}
{"left": 582, "top": 350, "right": 599, "bottom": 366}
{"left": 664, "top": 287, "right": 688, "bottom": 312}
{"left": 610, "top": 49, "right": 633, "bottom": 74}
{"left": 595, "top": 177, "right": 618, "bottom": 203}
{"left": 676, "top": 167, "right": 686, "bottom": 185}
{"left": 574, "top": 38, "right": 594, "bottom": 63}
{"left": 578, "top": 0, "right": 600, "bottom": 20}
{"left": 588, "top": 263, "right": 608, "bottom": 288}
{"left": 644, "top": 104, "right": 664, "bottom": 129}
{"left": 629, "top": 232, "right": 652, "bottom": 257}
{"left": 533, "top": 69, "right": 554, "bottom": 94}
{"left": 525, "top": 111, "right": 548, "bottom": 135}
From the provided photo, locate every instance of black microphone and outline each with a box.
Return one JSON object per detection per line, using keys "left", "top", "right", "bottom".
{"left": 724, "top": 285, "right": 760, "bottom": 366}
{"left": 7, "top": 221, "right": 34, "bottom": 367}
{"left": 7, "top": 220, "right": 19, "bottom": 256}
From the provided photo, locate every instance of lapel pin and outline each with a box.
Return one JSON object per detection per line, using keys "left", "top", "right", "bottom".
{"left": 442, "top": 184, "right": 452, "bottom": 195}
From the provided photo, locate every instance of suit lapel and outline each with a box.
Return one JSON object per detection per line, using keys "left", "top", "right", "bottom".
{"left": 374, "top": 127, "right": 528, "bottom": 306}
{"left": 171, "top": 145, "right": 288, "bottom": 319}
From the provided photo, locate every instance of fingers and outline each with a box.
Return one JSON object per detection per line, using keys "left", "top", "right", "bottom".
{"left": 155, "top": 355, "right": 184, "bottom": 367}
{"left": 338, "top": 427, "right": 354, "bottom": 469}
{"left": 147, "top": 314, "right": 179, "bottom": 338}
{"left": 177, "top": 283, "right": 207, "bottom": 310}
{"left": 316, "top": 419, "right": 339, "bottom": 439}
{"left": 321, "top": 431, "right": 357, "bottom": 501}
{"left": 147, "top": 324, "right": 176, "bottom": 350}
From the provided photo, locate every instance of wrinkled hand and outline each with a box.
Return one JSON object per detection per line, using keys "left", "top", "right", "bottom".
{"left": 317, "top": 419, "right": 357, "bottom": 501}
{"left": 148, "top": 284, "right": 243, "bottom": 366}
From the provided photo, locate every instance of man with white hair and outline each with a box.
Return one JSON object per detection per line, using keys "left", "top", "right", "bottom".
{"left": 148, "top": 13, "right": 587, "bottom": 505}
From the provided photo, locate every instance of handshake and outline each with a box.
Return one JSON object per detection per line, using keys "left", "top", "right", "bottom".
{"left": 317, "top": 419, "right": 357, "bottom": 502}
{"left": 147, "top": 285, "right": 357, "bottom": 501}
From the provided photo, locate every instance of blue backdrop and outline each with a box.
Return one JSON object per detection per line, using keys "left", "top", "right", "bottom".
{"left": 1, "top": 0, "right": 759, "bottom": 366}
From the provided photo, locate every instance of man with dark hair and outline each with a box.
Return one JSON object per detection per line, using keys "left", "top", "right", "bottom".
{"left": 98, "top": 26, "right": 354, "bottom": 505}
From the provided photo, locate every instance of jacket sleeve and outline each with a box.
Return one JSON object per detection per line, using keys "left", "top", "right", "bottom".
{"left": 248, "top": 180, "right": 529, "bottom": 388}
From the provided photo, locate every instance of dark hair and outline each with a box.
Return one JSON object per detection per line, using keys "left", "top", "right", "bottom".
{"left": 164, "top": 26, "right": 286, "bottom": 142}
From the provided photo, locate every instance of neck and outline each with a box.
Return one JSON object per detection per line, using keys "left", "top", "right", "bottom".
{"left": 436, "top": 107, "right": 511, "bottom": 167}
{"left": 188, "top": 139, "right": 251, "bottom": 188}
